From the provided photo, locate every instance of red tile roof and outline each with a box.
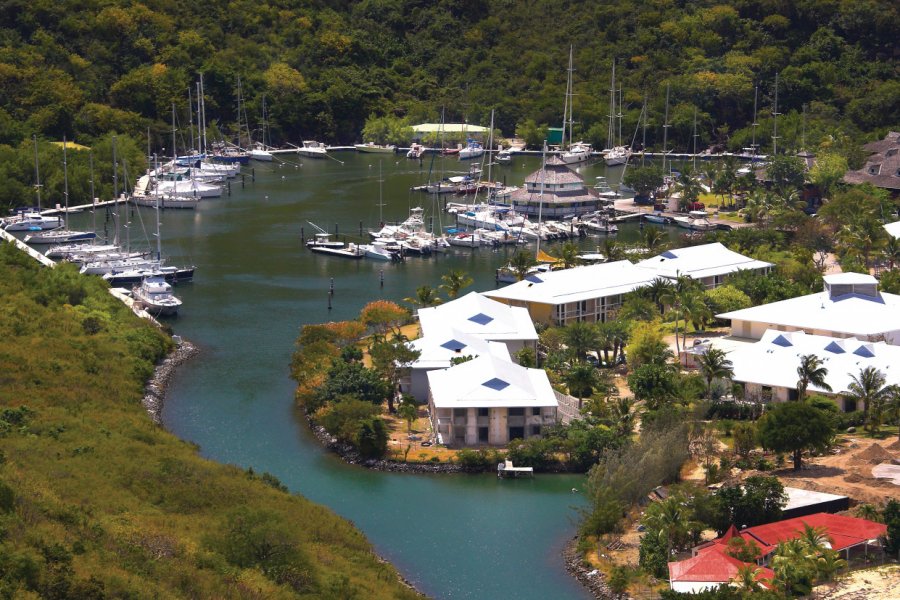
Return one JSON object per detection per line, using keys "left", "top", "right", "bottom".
{"left": 669, "top": 550, "right": 775, "bottom": 586}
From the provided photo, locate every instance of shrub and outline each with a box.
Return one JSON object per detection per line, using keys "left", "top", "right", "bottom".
{"left": 354, "top": 417, "right": 388, "bottom": 459}
{"left": 455, "top": 448, "right": 496, "bottom": 471}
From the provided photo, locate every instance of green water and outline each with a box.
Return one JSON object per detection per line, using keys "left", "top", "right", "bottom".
{"left": 112, "top": 153, "right": 675, "bottom": 599}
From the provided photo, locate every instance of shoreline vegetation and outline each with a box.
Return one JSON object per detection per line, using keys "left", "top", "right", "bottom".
{"left": 0, "top": 243, "right": 425, "bottom": 600}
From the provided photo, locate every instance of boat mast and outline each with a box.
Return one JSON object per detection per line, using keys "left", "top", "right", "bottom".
{"left": 751, "top": 84, "right": 758, "bottom": 159}
{"left": 199, "top": 73, "right": 208, "bottom": 155}
{"left": 62, "top": 136, "right": 69, "bottom": 231}
{"left": 188, "top": 85, "right": 194, "bottom": 155}
{"left": 607, "top": 60, "right": 616, "bottom": 151}
{"left": 692, "top": 106, "right": 698, "bottom": 171}
{"left": 112, "top": 135, "right": 120, "bottom": 245}
{"left": 641, "top": 93, "right": 648, "bottom": 166}
{"left": 32, "top": 135, "right": 42, "bottom": 210}
{"left": 561, "top": 45, "right": 572, "bottom": 150}
{"left": 772, "top": 72, "right": 780, "bottom": 156}
{"left": 662, "top": 83, "right": 670, "bottom": 174}
{"left": 486, "top": 109, "right": 494, "bottom": 189}
{"left": 89, "top": 148, "right": 96, "bottom": 240}
{"left": 154, "top": 154, "right": 161, "bottom": 261}
{"left": 377, "top": 161, "right": 385, "bottom": 225}
{"left": 617, "top": 85, "right": 623, "bottom": 147}
{"left": 535, "top": 141, "right": 546, "bottom": 259}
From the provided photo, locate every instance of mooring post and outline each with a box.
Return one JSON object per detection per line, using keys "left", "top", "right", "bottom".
{"left": 251, "top": 167, "right": 255, "bottom": 182}
{"left": 380, "top": 269, "right": 384, "bottom": 288}
{"left": 359, "top": 220, "right": 363, "bottom": 236}
{"left": 241, "top": 174, "right": 245, "bottom": 188}
{"left": 330, "top": 277, "right": 334, "bottom": 295}
{"left": 227, "top": 181, "right": 231, "bottom": 196}
{"left": 300, "top": 227, "right": 304, "bottom": 242}
{"left": 327, "top": 293, "right": 332, "bottom": 310}
{"left": 335, "top": 223, "right": 339, "bottom": 236}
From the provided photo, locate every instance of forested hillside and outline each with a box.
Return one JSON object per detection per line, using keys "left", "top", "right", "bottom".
{"left": 0, "top": 244, "right": 423, "bottom": 599}
{"left": 0, "top": 0, "right": 897, "bottom": 154}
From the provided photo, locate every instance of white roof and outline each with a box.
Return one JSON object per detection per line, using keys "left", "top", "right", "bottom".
{"left": 885, "top": 221, "right": 900, "bottom": 240}
{"left": 636, "top": 242, "right": 773, "bottom": 280}
{"left": 721, "top": 329, "right": 900, "bottom": 393}
{"left": 417, "top": 292, "right": 538, "bottom": 342}
{"left": 823, "top": 272, "right": 878, "bottom": 285}
{"left": 783, "top": 487, "right": 847, "bottom": 512}
{"left": 483, "top": 261, "right": 657, "bottom": 305}
{"left": 409, "top": 328, "right": 511, "bottom": 370}
{"left": 427, "top": 354, "right": 557, "bottom": 409}
{"left": 718, "top": 290, "right": 900, "bottom": 340}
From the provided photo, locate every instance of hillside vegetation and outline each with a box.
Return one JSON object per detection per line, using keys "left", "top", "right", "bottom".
{"left": 0, "top": 0, "right": 896, "bottom": 150}
{"left": 0, "top": 243, "right": 422, "bottom": 599}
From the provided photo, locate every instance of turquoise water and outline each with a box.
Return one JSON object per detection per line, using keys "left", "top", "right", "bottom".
{"left": 126, "top": 153, "right": 667, "bottom": 599}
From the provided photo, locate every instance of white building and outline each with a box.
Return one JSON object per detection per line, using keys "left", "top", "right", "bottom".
{"left": 886, "top": 221, "right": 900, "bottom": 240}
{"left": 724, "top": 328, "right": 900, "bottom": 411}
{"left": 427, "top": 354, "right": 558, "bottom": 447}
{"left": 416, "top": 292, "right": 538, "bottom": 356}
{"left": 483, "top": 261, "right": 657, "bottom": 326}
{"left": 636, "top": 242, "right": 773, "bottom": 288}
{"left": 405, "top": 328, "right": 511, "bottom": 402}
{"left": 717, "top": 273, "right": 900, "bottom": 344}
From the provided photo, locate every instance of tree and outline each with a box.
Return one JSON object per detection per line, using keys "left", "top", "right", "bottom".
{"left": 845, "top": 366, "right": 893, "bottom": 434}
{"left": 397, "top": 395, "right": 418, "bottom": 434}
{"left": 628, "top": 363, "right": 678, "bottom": 410}
{"left": 403, "top": 285, "right": 442, "bottom": 309}
{"left": 704, "top": 285, "right": 751, "bottom": 317}
{"left": 626, "top": 320, "right": 673, "bottom": 368}
{"left": 564, "top": 362, "right": 600, "bottom": 409}
{"left": 562, "top": 321, "right": 599, "bottom": 362}
{"left": 359, "top": 300, "right": 407, "bottom": 338}
{"left": 808, "top": 152, "right": 848, "bottom": 201}
{"left": 713, "top": 475, "right": 786, "bottom": 532}
{"left": 554, "top": 241, "right": 582, "bottom": 269}
{"left": 884, "top": 386, "right": 900, "bottom": 441}
{"left": 697, "top": 348, "right": 733, "bottom": 401}
{"left": 757, "top": 402, "right": 834, "bottom": 470}
{"left": 440, "top": 269, "right": 473, "bottom": 299}
{"left": 623, "top": 165, "right": 664, "bottom": 200}
{"left": 368, "top": 338, "right": 420, "bottom": 413}
{"left": 795, "top": 354, "right": 831, "bottom": 399}
{"left": 766, "top": 154, "right": 806, "bottom": 202}
{"left": 316, "top": 360, "right": 390, "bottom": 410}
{"left": 509, "top": 250, "right": 537, "bottom": 281}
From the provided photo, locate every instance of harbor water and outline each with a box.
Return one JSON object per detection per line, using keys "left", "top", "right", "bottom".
{"left": 92, "top": 152, "right": 680, "bottom": 599}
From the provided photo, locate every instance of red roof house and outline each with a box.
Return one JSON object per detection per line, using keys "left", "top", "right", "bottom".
{"left": 668, "top": 549, "right": 775, "bottom": 593}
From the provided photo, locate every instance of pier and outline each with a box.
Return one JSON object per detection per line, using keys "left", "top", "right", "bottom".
{"left": 40, "top": 196, "right": 128, "bottom": 215}
{"left": 497, "top": 459, "right": 534, "bottom": 478}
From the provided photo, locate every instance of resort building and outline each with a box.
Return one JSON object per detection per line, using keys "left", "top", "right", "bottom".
{"left": 844, "top": 131, "right": 900, "bottom": 195}
{"left": 636, "top": 243, "right": 773, "bottom": 289}
{"left": 717, "top": 273, "right": 900, "bottom": 344}
{"left": 427, "top": 354, "right": 558, "bottom": 447}
{"left": 670, "top": 513, "right": 887, "bottom": 593}
{"left": 483, "top": 261, "right": 657, "bottom": 326}
{"left": 405, "top": 328, "right": 511, "bottom": 403}
{"left": 416, "top": 292, "right": 538, "bottom": 356}
{"left": 723, "top": 328, "right": 900, "bottom": 410}
{"left": 507, "top": 155, "right": 601, "bottom": 217}
{"left": 886, "top": 220, "right": 900, "bottom": 240}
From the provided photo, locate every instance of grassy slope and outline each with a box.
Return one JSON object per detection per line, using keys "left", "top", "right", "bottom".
{"left": 0, "top": 243, "right": 422, "bottom": 599}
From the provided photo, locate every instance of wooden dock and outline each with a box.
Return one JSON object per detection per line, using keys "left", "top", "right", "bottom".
{"left": 40, "top": 197, "right": 128, "bottom": 215}
{"left": 0, "top": 228, "right": 57, "bottom": 267}
{"left": 497, "top": 459, "right": 534, "bottom": 478}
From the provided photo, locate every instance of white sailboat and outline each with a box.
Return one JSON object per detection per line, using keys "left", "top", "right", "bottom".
{"left": 2, "top": 136, "right": 63, "bottom": 232}
{"left": 558, "top": 46, "right": 593, "bottom": 165}
{"left": 24, "top": 137, "right": 97, "bottom": 244}
{"left": 604, "top": 61, "right": 631, "bottom": 167}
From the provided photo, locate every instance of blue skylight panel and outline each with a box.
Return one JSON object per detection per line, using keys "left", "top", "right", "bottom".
{"left": 824, "top": 341, "right": 845, "bottom": 354}
{"left": 468, "top": 312, "right": 494, "bottom": 325}
{"left": 525, "top": 274, "right": 544, "bottom": 283}
{"left": 440, "top": 339, "right": 467, "bottom": 351}
{"left": 482, "top": 378, "right": 510, "bottom": 391}
{"left": 853, "top": 345, "right": 875, "bottom": 358}
{"left": 771, "top": 334, "right": 793, "bottom": 348}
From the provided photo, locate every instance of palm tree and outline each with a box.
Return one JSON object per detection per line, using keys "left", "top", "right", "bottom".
{"left": 440, "top": 269, "right": 473, "bottom": 299}
{"left": 883, "top": 385, "right": 900, "bottom": 441}
{"left": 680, "top": 289, "right": 711, "bottom": 349}
{"left": 554, "top": 241, "right": 582, "bottom": 269}
{"left": 509, "top": 250, "right": 537, "bottom": 281}
{"left": 883, "top": 237, "right": 900, "bottom": 270}
{"left": 564, "top": 362, "right": 600, "bottom": 409}
{"left": 815, "top": 548, "right": 847, "bottom": 583}
{"left": 601, "top": 238, "right": 626, "bottom": 262}
{"left": 641, "top": 227, "right": 667, "bottom": 253}
{"left": 697, "top": 347, "right": 734, "bottom": 401}
{"left": 563, "top": 321, "right": 599, "bottom": 362}
{"left": 645, "top": 277, "right": 674, "bottom": 314}
{"left": 845, "top": 366, "right": 892, "bottom": 433}
{"left": 853, "top": 503, "right": 883, "bottom": 522}
{"left": 798, "top": 523, "right": 831, "bottom": 555}
{"left": 731, "top": 564, "right": 764, "bottom": 593}
{"left": 403, "top": 285, "right": 443, "bottom": 309}
{"left": 796, "top": 354, "right": 831, "bottom": 399}
{"left": 610, "top": 397, "right": 636, "bottom": 436}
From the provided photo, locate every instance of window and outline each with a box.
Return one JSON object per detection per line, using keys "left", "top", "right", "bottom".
{"left": 478, "top": 407, "right": 489, "bottom": 417}
{"left": 508, "top": 407, "right": 525, "bottom": 416}
{"left": 761, "top": 386, "right": 773, "bottom": 402}
{"left": 532, "top": 407, "right": 541, "bottom": 416}
{"left": 530, "top": 425, "right": 541, "bottom": 436}
{"left": 453, "top": 408, "right": 467, "bottom": 417}
{"left": 478, "top": 427, "right": 489, "bottom": 443}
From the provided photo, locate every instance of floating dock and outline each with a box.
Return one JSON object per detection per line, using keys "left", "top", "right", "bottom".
{"left": 497, "top": 459, "right": 534, "bottom": 478}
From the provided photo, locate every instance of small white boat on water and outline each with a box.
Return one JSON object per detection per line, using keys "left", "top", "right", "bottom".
{"left": 673, "top": 210, "right": 716, "bottom": 231}
{"left": 298, "top": 140, "right": 328, "bottom": 158}
{"left": 154, "top": 177, "right": 222, "bottom": 198}
{"left": 355, "top": 142, "right": 396, "bottom": 154}
{"left": 560, "top": 141, "right": 593, "bottom": 164}
{"left": 458, "top": 139, "right": 484, "bottom": 161}
{"left": 132, "top": 276, "right": 182, "bottom": 316}
{"left": 131, "top": 193, "right": 199, "bottom": 210}
{"left": 644, "top": 212, "right": 669, "bottom": 225}
{"left": 496, "top": 149, "right": 512, "bottom": 164}
{"left": 306, "top": 232, "right": 345, "bottom": 250}
{"left": 24, "top": 228, "right": 96, "bottom": 245}
{"left": 308, "top": 242, "right": 366, "bottom": 259}
{"left": 46, "top": 243, "right": 118, "bottom": 260}
{"left": 2, "top": 211, "right": 62, "bottom": 232}
{"left": 406, "top": 143, "right": 426, "bottom": 159}
{"left": 362, "top": 241, "right": 402, "bottom": 262}
{"left": 604, "top": 146, "right": 631, "bottom": 166}
{"left": 249, "top": 143, "right": 274, "bottom": 162}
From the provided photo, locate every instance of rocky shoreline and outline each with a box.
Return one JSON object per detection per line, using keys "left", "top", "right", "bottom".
{"left": 305, "top": 417, "right": 464, "bottom": 474}
{"left": 142, "top": 339, "right": 198, "bottom": 424}
{"left": 563, "top": 537, "right": 622, "bottom": 600}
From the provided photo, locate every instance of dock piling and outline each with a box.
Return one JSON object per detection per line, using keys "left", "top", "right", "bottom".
{"left": 380, "top": 270, "right": 384, "bottom": 288}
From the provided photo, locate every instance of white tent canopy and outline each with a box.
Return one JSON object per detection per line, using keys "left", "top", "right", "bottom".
{"left": 411, "top": 123, "right": 490, "bottom": 135}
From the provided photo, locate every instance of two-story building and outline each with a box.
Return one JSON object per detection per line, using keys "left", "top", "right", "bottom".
{"left": 635, "top": 242, "right": 773, "bottom": 289}
{"left": 427, "top": 355, "right": 557, "bottom": 447}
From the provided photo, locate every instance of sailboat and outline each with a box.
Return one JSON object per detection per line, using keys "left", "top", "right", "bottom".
{"left": 359, "top": 163, "right": 403, "bottom": 262}
{"left": 559, "top": 47, "right": 593, "bottom": 165}
{"left": 2, "top": 136, "right": 63, "bottom": 232}
{"left": 25, "top": 137, "right": 98, "bottom": 244}
{"left": 604, "top": 61, "right": 631, "bottom": 167}
{"left": 249, "top": 94, "right": 273, "bottom": 162}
